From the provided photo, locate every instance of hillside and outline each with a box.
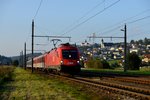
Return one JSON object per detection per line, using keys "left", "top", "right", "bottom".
{"left": 0, "top": 55, "right": 11, "bottom": 65}
{"left": 11, "top": 53, "right": 42, "bottom": 62}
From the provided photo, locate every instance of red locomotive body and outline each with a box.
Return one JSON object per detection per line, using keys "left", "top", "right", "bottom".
{"left": 45, "top": 43, "right": 81, "bottom": 73}
{"left": 27, "top": 43, "right": 81, "bottom": 74}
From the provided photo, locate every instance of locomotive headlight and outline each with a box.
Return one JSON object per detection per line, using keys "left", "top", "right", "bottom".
{"left": 77, "top": 60, "right": 80, "bottom": 64}
{"left": 60, "top": 61, "right": 63, "bottom": 65}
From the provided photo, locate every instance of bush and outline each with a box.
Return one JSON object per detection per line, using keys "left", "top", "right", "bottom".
{"left": 127, "top": 53, "right": 141, "bottom": 70}
{"left": 12, "top": 60, "right": 19, "bottom": 66}
{"left": 101, "top": 60, "right": 110, "bottom": 69}
{"left": 86, "top": 58, "right": 94, "bottom": 68}
{"left": 86, "top": 58, "right": 110, "bottom": 69}
{"left": 0, "top": 66, "right": 15, "bottom": 82}
{"left": 94, "top": 59, "right": 103, "bottom": 69}
{"left": 110, "top": 62, "right": 121, "bottom": 69}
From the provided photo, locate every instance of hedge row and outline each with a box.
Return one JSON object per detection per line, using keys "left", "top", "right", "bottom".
{"left": 0, "top": 66, "right": 15, "bottom": 83}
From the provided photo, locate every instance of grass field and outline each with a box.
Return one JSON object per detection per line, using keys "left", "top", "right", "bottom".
{"left": 0, "top": 66, "right": 14, "bottom": 83}
{"left": 0, "top": 67, "right": 110, "bottom": 100}
{"left": 82, "top": 67, "right": 150, "bottom": 76}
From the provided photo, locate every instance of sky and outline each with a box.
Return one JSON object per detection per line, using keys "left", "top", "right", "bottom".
{"left": 0, "top": 0, "right": 150, "bottom": 57}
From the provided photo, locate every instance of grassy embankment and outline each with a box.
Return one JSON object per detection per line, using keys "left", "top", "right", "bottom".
{"left": 0, "top": 67, "right": 110, "bottom": 100}
{"left": 0, "top": 66, "right": 14, "bottom": 83}
{"left": 82, "top": 67, "right": 150, "bottom": 76}
{"left": 83, "top": 59, "right": 150, "bottom": 75}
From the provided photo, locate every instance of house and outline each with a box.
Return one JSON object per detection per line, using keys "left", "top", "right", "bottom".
{"left": 81, "top": 40, "right": 90, "bottom": 46}
{"left": 100, "top": 39, "right": 114, "bottom": 49}
{"left": 130, "top": 48, "right": 139, "bottom": 53}
{"left": 146, "top": 45, "right": 150, "bottom": 50}
{"left": 142, "top": 54, "right": 150, "bottom": 63}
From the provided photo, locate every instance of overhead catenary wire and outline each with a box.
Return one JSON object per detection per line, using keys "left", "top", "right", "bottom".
{"left": 127, "top": 22, "right": 150, "bottom": 39}
{"left": 30, "top": 0, "right": 149, "bottom": 44}
{"left": 61, "top": 0, "right": 121, "bottom": 36}
{"left": 127, "top": 15, "right": 150, "bottom": 24}
{"left": 34, "top": 25, "right": 55, "bottom": 36}
{"left": 60, "top": 0, "right": 106, "bottom": 34}
{"left": 127, "top": 29, "right": 150, "bottom": 41}
{"left": 96, "top": 8, "right": 150, "bottom": 34}
{"left": 85, "top": 8, "right": 150, "bottom": 44}
{"left": 128, "top": 31, "right": 149, "bottom": 39}
{"left": 33, "top": 0, "right": 43, "bottom": 19}
{"left": 80, "top": 8, "right": 150, "bottom": 41}
{"left": 76, "top": 0, "right": 106, "bottom": 23}
{"left": 101, "top": 25, "right": 123, "bottom": 35}
{"left": 98, "top": 14, "right": 150, "bottom": 36}
{"left": 26, "top": 0, "right": 43, "bottom": 44}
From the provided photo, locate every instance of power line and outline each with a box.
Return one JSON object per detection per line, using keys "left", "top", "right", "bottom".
{"left": 33, "top": 0, "right": 43, "bottom": 19}
{"left": 96, "top": 11, "right": 150, "bottom": 36}
{"left": 100, "top": 14, "right": 150, "bottom": 37}
{"left": 127, "top": 15, "right": 150, "bottom": 24}
{"left": 60, "top": 0, "right": 105, "bottom": 34}
{"left": 128, "top": 32, "right": 147, "bottom": 39}
{"left": 96, "top": 9, "right": 150, "bottom": 34}
{"left": 77, "top": 0, "right": 105, "bottom": 22}
{"left": 128, "top": 31, "right": 150, "bottom": 41}
{"left": 127, "top": 22, "right": 150, "bottom": 38}
{"left": 101, "top": 25, "right": 123, "bottom": 35}
{"left": 34, "top": 25, "right": 53, "bottom": 36}
{"left": 61, "top": 0, "right": 120, "bottom": 36}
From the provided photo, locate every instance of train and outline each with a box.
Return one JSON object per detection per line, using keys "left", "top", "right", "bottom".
{"left": 27, "top": 43, "right": 81, "bottom": 74}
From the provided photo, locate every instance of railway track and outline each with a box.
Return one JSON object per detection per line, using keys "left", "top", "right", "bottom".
{"left": 33, "top": 69, "right": 150, "bottom": 99}
{"left": 79, "top": 71, "right": 150, "bottom": 87}
{"left": 79, "top": 70, "right": 150, "bottom": 78}
{"left": 105, "top": 77, "right": 150, "bottom": 86}
{"left": 51, "top": 74, "right": 150, "bottom": 100}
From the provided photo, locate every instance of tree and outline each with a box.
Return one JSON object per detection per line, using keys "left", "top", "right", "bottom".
{"left": 101, "top": 59, "right": 110, "bottom": 69}
{"left": 138, "top": 39, "right": 143, "bottom": 44}
{"left": 12, "top": 60, "right": 19, "bottom": 66}
{"left": 144, "top": 38, "right": 150, "bottom": 45}
{"left": 126, "top": 53, "right": 141, "bottom": 70}
{"left": 86, "top": 58, "right": 94, "bottom": 68}
{"left": 130, "top": 40, "right": 135, "bottom": 44}
{"left": 86, "top": 58, "right": 110, "bottom": 69}
{"left": 94, "top": 59, "right": 103, "bottom": 69}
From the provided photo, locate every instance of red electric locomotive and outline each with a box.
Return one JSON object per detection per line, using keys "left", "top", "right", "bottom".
{"left": 27, "top": 43, "right": 81, "bottom": 74}
{"left": 45, "top": 43, "right": 81, "bottom": 74}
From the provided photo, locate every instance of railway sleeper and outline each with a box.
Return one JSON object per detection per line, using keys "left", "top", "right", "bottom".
{"left": 76, "top": 77, "right": 150, "bottom": 95}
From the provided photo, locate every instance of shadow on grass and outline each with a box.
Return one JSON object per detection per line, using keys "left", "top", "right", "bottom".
{"left": 0, "top": 78, "right": 16, "bottom": 100}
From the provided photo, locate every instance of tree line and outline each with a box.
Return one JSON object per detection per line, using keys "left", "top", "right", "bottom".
{"left": 130, "top": 38, "right": 150, "bottom": 45}
{"left": 84, "top": 52, "right": 142, "bottom": 70}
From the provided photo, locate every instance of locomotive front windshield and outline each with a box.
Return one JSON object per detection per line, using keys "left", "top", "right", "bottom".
{"left": 62, "top": 50, "right": 78, "bottom": 59}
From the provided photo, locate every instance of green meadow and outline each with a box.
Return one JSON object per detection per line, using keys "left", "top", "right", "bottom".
{"left": 82, "top": 67, "right": 150, "bottom": 76}
{"left": 0, "top": 67, "right": 109, "bottom": 100}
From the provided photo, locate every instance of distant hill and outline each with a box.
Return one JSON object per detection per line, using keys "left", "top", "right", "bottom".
{"left": 11, "top": 53, "right": 42, "bottom": 62}
{"left": 0, "top": 55, "right": 12, "bottom": 65}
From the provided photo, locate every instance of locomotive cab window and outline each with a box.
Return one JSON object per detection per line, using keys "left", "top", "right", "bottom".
{"left": 62, "top": 50, "right": 78, "bottom": 59}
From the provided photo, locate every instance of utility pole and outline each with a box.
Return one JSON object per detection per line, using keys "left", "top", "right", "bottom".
{"left": 32, "top": 20, "right": 34, "bottom": 73}
{"left": 19, "top": 51, "right": 21, "bottom": 67}
{"left": 20, "top": 51, "right": 23, "bottom": 67}
{"left": 92, "top": 33, "right": 95, "bottom": 59}
{"left": 121, "top": 24, "right": 127, "bottom": 72}
{"left": 24, "top": 42, "right": 26, "bottom": 70}
{"left": 124, "top": 24, "right": 127, "bottom": 72}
